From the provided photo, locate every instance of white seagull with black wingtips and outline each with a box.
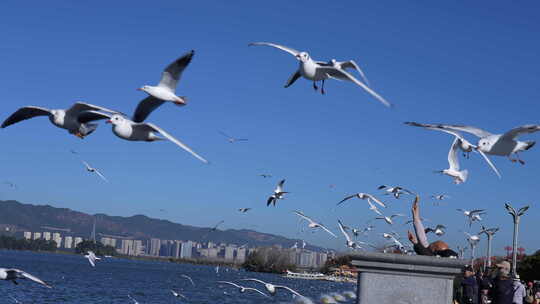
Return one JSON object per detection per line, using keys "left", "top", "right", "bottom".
{"left": 217, "top": 281, "right": 270, "bottom": 298}
{"left": 0, "top": 268, "right": 51, "bottom": 288}
{"left": 249, "top": 42, "right": 391, "bottom": 107}
{"left": 406, "top": 121, "right": 540, "bottom": 165}
{"left": 337, "top": 192, "right": 387, "bottom": 208}
{"left": 293, "top": 210, "right": 337, "bottom": 238}
{"left": 1, "top": 102, "right": 119, "bottom": 138}
{"left": 82, "top": 161, "right": 108, "bottom": 182}
{"left": 267, "top": 179, "right": 288, "bottom": 206}
{"left": 78, "top": 111, "right": 208, "bottom": 163}
{"left": 134, "top": 50, "right": 195, "bottom": 123}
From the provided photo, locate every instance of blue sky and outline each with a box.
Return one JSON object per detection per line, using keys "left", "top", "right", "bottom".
{"left": 0, "top": 1, "right": 539, "bottom": 255}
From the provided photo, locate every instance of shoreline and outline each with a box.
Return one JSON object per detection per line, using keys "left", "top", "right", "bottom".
{"left": 0, "top": 248, "right": 242, "bottom": 269}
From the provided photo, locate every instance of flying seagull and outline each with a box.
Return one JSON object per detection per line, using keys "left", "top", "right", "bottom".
{"left": 406, "top": 121, "right": 540, "bottom": 165}
{"left": 344, "top": 226, "right": 363, "bottom": 238}
{"left": 171, "top": 290, "right": 187, "bottom": 299}
{"left": 238, "top": 208, "right": 251, "bottom": 213}
{"left": 267, "top": 179, "right": 288, "bottom": 206}
{"left": 405, "top": 122, "right": 501, "bottom": 178}
{"left": 210, "top": 220, "right": 225, "bottom": 232}
{"left": 431, "top": 194, "right": 450, "bottom": 201}
{"left": 240, "top": 278, "right": 304, "bottom": 297}
{"left": 248, "top": 42, "right": 391, "bottom": 107}
{"left": 337, "top": 220, "right": 358, "bottom": 249}
{"left": 293, "top": 210, "right": 337, "bottom": 238}
{"left": 337, "top": 192, "right": 387, "bottom": 208}
{"left": 376, "top": 214, "right": 405, "bottom": 225}
{"left": 259, "top": 174, "right": 272, "bottom": 178}
{"left": 134, "top": 50, "right": 195, "bottom": 123}
{"left": 377, "top": 185, "right": 414, "bottom": 199}
{"left": 1, "top": 102, "right": 119, "bottom": 138}
{"left": 84, "top": 251, "right": 101, "bottom": 267}
{"left": 217, "top": 281, "right": 270, "bottom": 298}
{"left": 0, "top": 268, "right": 51, "bottom": 288}
{"left": 425, "top": 225, "right": 446, "bottom": 236}
{"left": 435, "top": 137, "right": 469, "bottom": 184}
{"left": 218, "top": 131, "right": 248, "bottom": 143}
{"left": 3, "top": 181, "right": 17, "bottom": 189}
{"left": 180, "top": 274, "right": 195, "bottom": 286}
{"left": 464, "top": 232, "right": 480, "bottom": 245}
{"left": 127, "top": 295, "right": 139, "bottom": 304}
{"left": 361, "top": 225, "right": 375, "bottom": 235}
{"left": 82, "top": 161, "right": 108, "bottom": 182}
{"left": 78, "top": 111, "right": 208, "bottom": 163}
{"left": 338, "top": 221, "right": 376, "bottom": 250}
{"left": 457, "top": 209, "right": 485, "bottom": 227}
{"left": 404, "top": 217, "right": 431, "bottom": 226}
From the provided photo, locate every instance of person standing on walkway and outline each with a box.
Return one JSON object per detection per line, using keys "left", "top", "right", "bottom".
{"left": 490, "top": 261, "right": 514, "bottom": 304}
{"left": 513, "top": 276, "right": 526, "bottom": 304}
{"left": 461, "top": 265, "right": 479, "bottom": 304}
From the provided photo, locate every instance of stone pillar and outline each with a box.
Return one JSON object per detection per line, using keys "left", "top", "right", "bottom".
{"left": 350, "top": 252, "right": 466, "bottom": 304}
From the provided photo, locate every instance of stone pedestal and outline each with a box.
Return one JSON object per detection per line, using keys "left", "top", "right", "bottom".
{"left": 350, "top": 251, "right": 467, "bottom": 304}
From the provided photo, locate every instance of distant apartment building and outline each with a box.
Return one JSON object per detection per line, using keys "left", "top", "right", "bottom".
{"left": 118, "top": 239, "right": 134, "bottom": 255}
{"left": 64, "top": 236, "right": 73, "bottom": 249}
{"left": 149, "top": 238, "right": 161, "bottom": 256}
{"left": 100, "top": 237, "right": 117, "bottom": 248}
{"left": 33, "top": 232, "right": 42, "bottom": 240}
{"left": 73, "top": 237, "right": 83, "bottom": 248}
{"left": 224, "top": 246, "right": 235, "bottom": 261}
{"left": 160, "top": 240, "right": 176, "bottom": 257}
{"left": 299, "top": 251, "right": 315, "bottom": 268}
{"left": 133, "top": 240, "right": 144, "bottom": 256}
{"left": 23, "top": 231, "right": 32, "bottom": 240}
{"left": 52, "top": 233, "right": 62, "bottom": 248}
{"left": 173, "top": 241, "right": 182, "bottom": 258}
{"left": 236, "top": 247, "right": 247, "bottom": 263}
{"left": 42, "top": 232, "right": 51, "bottom": 241}
{"left": 315, "top": 252, "right": 328, "bottom": 267}
{"left": 180, "top": 241, "right": 193, "bottom": 259}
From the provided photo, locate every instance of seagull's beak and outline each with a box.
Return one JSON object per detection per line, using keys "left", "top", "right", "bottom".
{"left": 136, "top": 87, "right": 143, "bottom": 91}
{"left": 105, "top": 120, "right": 112, "bottom": 124}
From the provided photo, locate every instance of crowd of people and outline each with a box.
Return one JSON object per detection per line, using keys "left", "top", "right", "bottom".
{"left": 404, "top": 197, "right": 538, "bottom": 304}
{"left": 455, "top": 261, "right": 540, "bottom": 304}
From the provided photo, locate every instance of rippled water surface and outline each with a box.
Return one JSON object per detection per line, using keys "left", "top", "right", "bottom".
{"left": 0, "top": 250, "right": 356, "bottom": 303}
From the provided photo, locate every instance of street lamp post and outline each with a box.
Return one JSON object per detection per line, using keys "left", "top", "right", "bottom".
{"left": 505, "top": 203, "right": 530, "bottom": 278}
{"left": 479, "top": 226, "right": 499, "bottom": 272}
{"left": 468, "top": 238, "right": 479, "bottom": 267}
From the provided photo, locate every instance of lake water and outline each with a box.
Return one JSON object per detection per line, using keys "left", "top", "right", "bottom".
{"left": 0, "top": 250, "right": 356, "bottom": 303}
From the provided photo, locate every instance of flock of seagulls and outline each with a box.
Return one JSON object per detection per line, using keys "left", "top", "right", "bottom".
{"left": 2, "top": 37, "right": 538, "bottom": 303}
{"left": 2, "top": 51, "right": 208, "bottom": 164}
{"left": 405, "top": 121, "right": 540, "bottom": 180}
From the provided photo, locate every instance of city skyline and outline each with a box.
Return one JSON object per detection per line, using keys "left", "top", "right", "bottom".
{"left": 19, "top": 228, "right": 329, "bottom": 269}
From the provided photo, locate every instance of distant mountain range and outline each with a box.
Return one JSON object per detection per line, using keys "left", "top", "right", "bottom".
{"left": 0, "top": 200, "right": 323, "bottom": 251}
